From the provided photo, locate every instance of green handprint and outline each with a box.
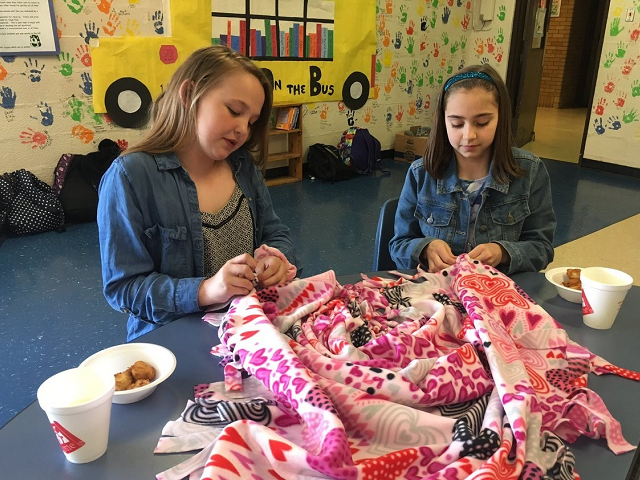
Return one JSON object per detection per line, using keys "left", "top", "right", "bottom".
{"left": 632, "top": 80, "right": 640, "bottom": 97}
{"left": 430, "top": 11, "right": 437, "bottom": 29}
{"left": 610, "top": 17, "right": 625, "bottom": 36}
{"left": 447, "top": 64, "right": 453, "bottom": 74}
{"left": 399, "top": 5, "right": 408, "bottom": 23}
{"left": 603, "top": 52, "right": 615, "bottom": 68}
{"left": 497, "top": 5, "right": 506, "bottom": 21}
{"left": 63, "top": 0, "right": 86, "bottom": 14}
{"left": 56, "top": 52, "right": 74, "bottom": 77}
{"left": 460, "top": 35, "right": 467, "bottom": 49}
{"left": 399, "top": 66, "right": 407, "bottom": 84}
{"left": 376, "top": 57, "right": 382, "bottom": 73}
{"left": 427, "top": 70, "right": 435, "bottom": 85}
{"left": 450, "top": 41, "right": 459, "bottom": 54}
{"left": 416, "top": 73, "right": 424, "bottom": 87}
{"left": 615, "top": 41, "right": 627, "bottom": 59}
{"left": 441, "top": 32, "right": 449, "bottom": 45}
{"left": 432, "top": 0, "right": 439, "bottom": 8}
{"left": 411, "top": 59, "right": 418, "bottom": 76}
{"left": 436, "top": 74, "right": 443, "bottom": 85}
{"left": 86, "top": 104, "right": 103, "bottom": 125}
{"left": 405, "top": 36, "right": 414, "bottom": 54}
{"left": 622, "top": 108, "right": 639, "bottom": 123}
{"left": 496, "top": 28, "right": 504, "bottom": 44}
{"left": 65, "top": 96, "right": 84, "bottom": 122}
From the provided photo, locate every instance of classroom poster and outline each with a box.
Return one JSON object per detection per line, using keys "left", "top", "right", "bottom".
{"left": 0, "top": 0, "right": 60, "bottom": 55}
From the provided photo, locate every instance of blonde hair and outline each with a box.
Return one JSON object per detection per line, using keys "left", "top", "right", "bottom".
{"left": 126, "top": 45, "right": 273, "bottom": 167}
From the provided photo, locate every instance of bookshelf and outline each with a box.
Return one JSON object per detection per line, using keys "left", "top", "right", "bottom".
{"left": 266, "top": 103, "right": 303, "bottom": 186}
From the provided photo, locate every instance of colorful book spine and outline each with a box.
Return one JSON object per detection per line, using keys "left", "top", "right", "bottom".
{"left": 316, "top": 24, "right": 322, "bottom": 58}
{"left": 284, "top": 32, "right": 290, "bottom": 57}
{"left": 327, "top": 30, "right": 333, "bottom": 59}
{"left": 264, "top": 19, "right": 272, "bottom": 57}
{"left": 227, "top": 20, "right": 232, "bottom": 47}
{"left": 305, "top": 37, "right": 310, "bottom": 58}
{"left": 322, "top": 28, "right": 328, "bottom": 58}
{"left": 309, "top": 33, "right": 316, "bottom": 59}
{"left": 239, "top": 20, "right": 247, "bottom": 55}
{"left": 298, "top": 24, "right": 304, "bottom": 57}
{"left": 257, "top": 30, "right": 262, "bottom": 56}
{"left": 271, "top": 25, "right": 277, "bottom": 57}
{"left": 231, "top": 35, "right": 240, "bottom": 53}
{"left": 280, "top": 31, "right": 286, "bottom": 57}
{"left": 250, "top": 29, "right": 257, "bottom": 56}
{"left": 220, "top": 34, "right": 228, "bottom": 46}
{"left": 292, "top": 24, "right": 299, "bottom": 58}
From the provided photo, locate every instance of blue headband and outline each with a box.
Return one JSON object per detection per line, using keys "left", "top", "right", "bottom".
{"left": 444, "top": 71, "right": 495, "bottom": 92}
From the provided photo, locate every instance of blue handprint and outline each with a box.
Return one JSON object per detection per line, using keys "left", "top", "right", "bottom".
{"left": 393, "top": 32, "right": 403, "bottom": 49}
{"left": 23, "top": 59, "right": 45, "bottom": 82}
{"left": 405, "top": 79, "right": 413, "bottom": 95}
{"left": 80, "top": 22, "right": 99, "bottom": 45}
{"left": 0, "top": 86, "right": 17, "bottom": 109}
{"left": 385, "top": 110, "right": 393, "bottom": 123}
{"left": 1, "top": 55, "right": 16, "bottom": 63}
{"left": 79, "top": 72, "right": 92, "bottom": 95}
{"left": 593, "top": 118, "right": 605, "bottom": 135}
{"left": 31, "top": 102, "right": 54, "bottom": 126}
{"left": 416, "top": 95, "right": 423, "bottom": 109}
{"left": 457, "top": 0, "right": 463, "bottom": 6}
{"left": 420, "top": 16, "right": 428, "bottom": 31}
{"left": 607, "top": 116, "right": 622, "bottom": 130}
{"left": 152, "top": 11, "right": 164, "bottom": 35}
{"left": 442, "top": 6, "right": 451, "bottom": 24}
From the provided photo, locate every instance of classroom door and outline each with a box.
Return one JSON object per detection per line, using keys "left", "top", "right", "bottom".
{"left": 506, "top": 0, "right": 551, "bottom": 147}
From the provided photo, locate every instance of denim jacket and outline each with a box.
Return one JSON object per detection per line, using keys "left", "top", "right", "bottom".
{"left": 97, "top": 149, "right": 299, "bottom": 340}
{"left": 390, "top": 148, "right": 556, "bottom": 275}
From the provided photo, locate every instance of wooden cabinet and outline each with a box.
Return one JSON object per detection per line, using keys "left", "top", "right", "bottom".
{"left": 265, "top": 103, "right": 302, "bottom": 186}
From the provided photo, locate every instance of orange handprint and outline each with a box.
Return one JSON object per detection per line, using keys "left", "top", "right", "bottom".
{"left": 71, "top": 125, "right": 95, "bottom": 144}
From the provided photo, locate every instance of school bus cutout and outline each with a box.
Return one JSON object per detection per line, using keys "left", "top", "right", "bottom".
{"left": 91, "top": 0, "right": 376, "bottom": 128}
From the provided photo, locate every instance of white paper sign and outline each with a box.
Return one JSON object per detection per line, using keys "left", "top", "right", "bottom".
{"left": 0, "top": 0, "right": 60, "bottom": 55}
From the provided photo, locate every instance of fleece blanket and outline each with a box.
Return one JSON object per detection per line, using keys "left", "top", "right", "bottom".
{"left": 156, "top": 255, "right": 638, "bottom": 480}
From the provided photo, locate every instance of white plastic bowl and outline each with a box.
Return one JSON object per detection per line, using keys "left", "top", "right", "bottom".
{"left": 545, "top": 267, "right": 582, "bottom": 304}
{"left": 79, "top": 343, "right": 176, "bottom": 404}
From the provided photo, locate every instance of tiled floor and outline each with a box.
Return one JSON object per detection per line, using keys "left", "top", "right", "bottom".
{"left": 2, "top": 153, "right": 640, "bottom": 429}
{"left": 522, "top": 107, "right": 588, "bottom": 164}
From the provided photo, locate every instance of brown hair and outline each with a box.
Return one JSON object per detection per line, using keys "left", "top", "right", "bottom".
{"left": 423, "top": 64, "right": 523, "bottom": 183}
{"left": 126, "top": 45, "right": 273, "bottom": 167}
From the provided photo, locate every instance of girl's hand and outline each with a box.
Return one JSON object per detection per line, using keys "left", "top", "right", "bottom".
{"left": 255, "top": 255, "right": 287, "bottom": 288}
{"left": 198, "top": 253, "right": 257, "bottom": 307}
{"left": 467, "top": 242, "right": 508, "bottom": 267}
{"left": 421, "top": 239, "right": 457, "bottom": 272}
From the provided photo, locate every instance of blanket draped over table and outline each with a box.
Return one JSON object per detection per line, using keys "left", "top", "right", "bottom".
{"left": 156, "top": 256, "right": 638, "bottom": 480}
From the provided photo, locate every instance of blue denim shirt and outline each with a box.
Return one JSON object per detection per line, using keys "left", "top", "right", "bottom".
{"left": 97, "top": 149, "right": 299, "bottom": 341}
{"left": 390, "top": 148, "right": 556, "bottom": 274}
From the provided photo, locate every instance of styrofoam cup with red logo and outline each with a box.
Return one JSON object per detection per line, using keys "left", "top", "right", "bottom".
{"left": 37, "top": 367, "right": 115, "bottom": 463}
{"left": 581, "top": 267, "right": 633, "bottom": 330}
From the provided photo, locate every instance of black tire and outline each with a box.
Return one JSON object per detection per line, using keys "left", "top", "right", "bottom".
{"left": 104, "top": 77, "right": 152, "bottom": 129}
{"left": 342, "top": 71, "right": 370, "bottom": 110}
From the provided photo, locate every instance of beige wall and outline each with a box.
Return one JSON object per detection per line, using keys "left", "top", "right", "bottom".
{"left": 583, "top": 0, "right": 640, "bottom": 169}
{"left": 1, "top": 0, "right": 519, "bottom": 184}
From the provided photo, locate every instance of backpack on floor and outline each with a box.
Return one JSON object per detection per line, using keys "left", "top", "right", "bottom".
{"left": 0, "top": 169, "right": 64, "bottom": 235}
{"left": 307, "top": 143, "right": 358, "bottom": 183}
{"left": 56, "top": 139, "right": 121, "bottom": 223}
{"left": 338, "top": 127, "right": 386, "bottom": 175}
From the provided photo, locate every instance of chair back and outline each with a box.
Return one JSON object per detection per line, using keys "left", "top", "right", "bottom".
{"left": 372, "top": 197, "right": 399, "bottom": 271}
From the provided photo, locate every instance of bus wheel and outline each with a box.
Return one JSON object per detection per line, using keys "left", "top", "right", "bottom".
{"left": 105, "top": 77, "right": 152, "bottom": 128}
{"left": 342, "top": 72, "right": 370, "bottom": 110}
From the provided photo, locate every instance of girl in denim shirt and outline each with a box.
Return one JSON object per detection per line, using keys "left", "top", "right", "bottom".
{"left": 97, "top": 46, "right": 300, "bottom": 340}
{"left": 390, "top": 64, "right": 556, "bottom": 275}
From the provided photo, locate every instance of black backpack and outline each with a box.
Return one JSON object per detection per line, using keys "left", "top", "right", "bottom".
{"left": 307, "top": 143, "right": 358, "bottom": 183}
{"left": 0, "top": 169, "right": 64, "bottom": 235}
{"left": 56, "top": 139, "right": 121, "bottom": 223}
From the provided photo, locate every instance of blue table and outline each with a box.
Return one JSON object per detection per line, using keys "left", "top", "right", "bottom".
{"left": 1, "top": 272, "right": 638, "bottom": 479}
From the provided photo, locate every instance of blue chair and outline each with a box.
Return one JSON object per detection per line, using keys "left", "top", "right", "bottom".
{"left": 372, "top": 197, "right": 399, "bottom": 271}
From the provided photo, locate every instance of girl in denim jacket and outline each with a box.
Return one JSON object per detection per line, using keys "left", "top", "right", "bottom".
{"left": 97, "top": 46, "right": 299, "bottom": 340}
{"left": 390, "top": 64, "right": 556, "bottom": 275}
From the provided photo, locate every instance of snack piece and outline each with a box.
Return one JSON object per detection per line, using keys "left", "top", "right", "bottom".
{"left": 114, "top": 360, "right": 156, "bottom": 391}
{"left": 114, "top": 370, "right": 134, "bottom": 391}
{"left": 130, "top": 361, "right": 156, "bottom": 381}
{"left": 562, "top": 268, "right": 582, "bottom": 290}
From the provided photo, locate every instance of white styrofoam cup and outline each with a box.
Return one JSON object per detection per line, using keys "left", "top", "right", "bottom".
{"left": 581, "top": 267, "right": 633, "bottom": 330}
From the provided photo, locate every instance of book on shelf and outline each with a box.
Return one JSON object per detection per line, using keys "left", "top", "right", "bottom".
{"left": 274, "top": 106, "right": 299, "bottom": 130}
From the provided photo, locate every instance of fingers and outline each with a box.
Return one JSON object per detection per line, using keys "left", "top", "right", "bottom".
{"left": 255, "top": 257, "right": 287, "bottom": 287}
{"left": 228, "top": 253, "right": 258, "bottom": 270}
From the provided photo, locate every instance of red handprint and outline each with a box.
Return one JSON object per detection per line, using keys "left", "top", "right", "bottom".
{"left": 614, "top": 92, "right": 627, "bottom": 108}
{"left": 406, "top": 20, "right": 414, "bottom": 35}
{"left": 116, "top": 139, "right": 128, "bottom": 151}
{"left": 631, "top": 26, "right": 640, "bottom": 42}
{"left": 461, "top": 14, "right": 470, "bottom": 30}
{"left": 395, "top": 105, "right": 404, "bottom": 122}
{"left": 20, "top": 128, "right": 49, "bottom": 149}
{"left": 433, "top": 42, "right": 440, "bottom": 57}
{"left": 594, "top": 98, "right": 607, "bottom": 116}
{"left": 604, "top": 79, "right": 615, "bottom": 93}
{"left": 493, "top": 46, "right": 503, "bottom": 63}
{"left": 621, "top": 57, "right": 637, "bottom": 76}
{"left": 486, "top": 38, "right": 495, "bottom": 54}
{"left": 75, "top": 44, "right": 92, "bottom": 67}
